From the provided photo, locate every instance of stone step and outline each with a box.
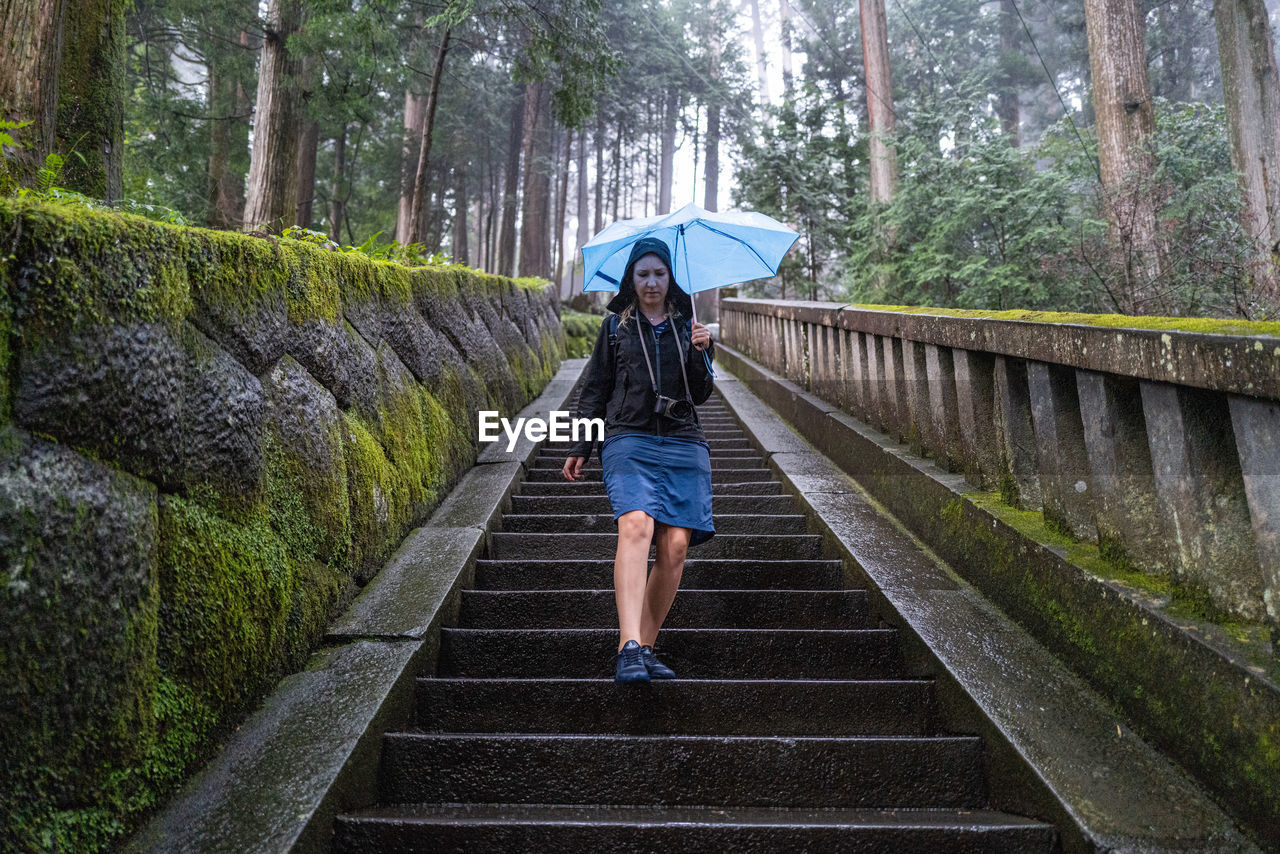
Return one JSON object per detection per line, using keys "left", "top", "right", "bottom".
{"left": 509, "top": 494, "right": 799, "bottom": 516}
{"left": 413, "top": 678, "right": 933, "bottom": 736}
{"left": 458, "top": 589, "right": 866, "bottom": 629}
{"left": 375, "top": 733, "right": 987, "bottom": 809}
{"left": 333, "top": 804, "right": 1056, "bottom": 853}
{"left": 524, "top": 467, "right": 775, "bottom": 483}
{"left": 472, "top": 558, "right": 846, "bottom": 591}
{"left": 498, "top": 513, "right": 809, "bottom": 535}
{"left": 537, "top": 438, "right": 754, "bottom": 455}
{"left": 531, "top": 455, "right": 766, "bottom": 470}
{"left": 436, "top": 628, "right": 901, "bottom": 679}
{"left": 517, "top": 480, "right": 783, "bottom": 497}
{"left": 486, "top": 532, "right": 823, "bottom": 560}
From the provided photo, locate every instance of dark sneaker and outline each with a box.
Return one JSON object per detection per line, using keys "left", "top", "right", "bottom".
{"left": 615, "top": 640, "right": 650, "bottom": 682}
{"left": 641, "top": 645, "right": 676, "bottom": 679}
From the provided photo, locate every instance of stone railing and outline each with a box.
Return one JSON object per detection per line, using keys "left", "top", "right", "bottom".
{"left": 721, "top": 299, "right": 1280, "bottom": 635}
{"left": 0, "top": 199, "right": 565, "bottom": 852}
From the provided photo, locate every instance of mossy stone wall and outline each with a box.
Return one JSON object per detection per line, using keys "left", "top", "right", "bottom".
{"left": 0, "top": 198, "right": 565, "bottom": 852}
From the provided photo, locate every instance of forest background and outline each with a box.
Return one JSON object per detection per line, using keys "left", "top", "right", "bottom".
{"left": 6, "top": 0, "right": 1280, "bottom": 319}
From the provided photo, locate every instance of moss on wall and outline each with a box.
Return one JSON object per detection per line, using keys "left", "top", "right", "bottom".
{"left": 0, "top": 197, "right": 565, "bottom": 852}
{"left": 850, "top": 302, "right": 1280, "bottom": 337}
{"left": 562, "top": 308, "right": 604, "bottom": 358}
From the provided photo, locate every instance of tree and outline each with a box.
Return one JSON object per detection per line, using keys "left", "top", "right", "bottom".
{"left": 0, "top": 0, "right": 127, "bottom": 199}
{"left": 1083, "top": 0, "right": 1165, "bottom": 312}
{"left": 242, "top": 0, "right": 304, "bottom": 232}
{"left": 56, "top": 0, "right": 128, "bottom": 200}
{"left": 860, "top": 0, "right": 896, "bottom": 205}
{"left": 407, "top": 26, "right": 452, "bottom": 245}
{"left": 1214, "top": 0, "right": 1280, "bottom": 311}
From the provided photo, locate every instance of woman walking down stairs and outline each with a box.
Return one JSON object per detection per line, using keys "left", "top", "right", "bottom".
{"left": 331, "top": 391, "right": 1056, "bottom": 852}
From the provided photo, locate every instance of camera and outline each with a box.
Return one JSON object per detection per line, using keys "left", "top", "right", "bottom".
{"left": 654, "top": 394, "right": 695, "bottom": 422}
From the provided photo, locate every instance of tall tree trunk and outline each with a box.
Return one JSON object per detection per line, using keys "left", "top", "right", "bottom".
{"left": 1084, "top": 0, "right": 1164, "bottom": 313}
{"left": 518, "top": 80, "right": 553, "bottom": 278}
{"left": 554, "top": 129, "right": 573, "bottom": 295}
{"left": 407, "top": 26, "right": 451, "bottom": 245}
{"left": 243, "top": 0, "right": 304, "bottom": 232}
{"left": 779, "top": 0, "right": 795, "bottom": 97}
{"left": 497, "top": 88, "right": 524, "bottom": 277}
{"left": 704, "top": 102, "right": 720, "bottom": 211}
{"left": 206, "top": 26, "right": 251, "bottom": 229}
{"left": 576, "top": 123, "right": 590, "bottom": 251}
{"left": 594, "top": 115, "right": 605, "bottom": 233}
{"left": 0, "top": 0, "right": 68, "bottom": 186}
{"left": 748, "top": 0, "right": 770, "bottom": 106}
{"left": 1215, "top": 0, "right": 1280, "bottom": 310}
{"left": 396, "top": 91, "right": 424, "bottom": 243}
{"left": 695, "top": 98, "right": 721, "bottom": 323}
{"left": 452, "top": 160, "right": 469, "bottom": 265}
{"left": 658, "top": 88, "right": 678, "bottom": 214}
{"left": 55, "top": 0, "right": 126, "bottom": 200}
{"left": 611, "top": 129, "right": 621, "bottom": 222}
{"left": 998, "top": 0, "right": 1021, "bottom": 145}
{"left": 328, "top": 126, "right": 346, "bottom": 242}
{"left": 860, "top": 0, "right": 896, "bottom": 206}
{"left": 296, "top": 119, "right": 318, "bottom": 228}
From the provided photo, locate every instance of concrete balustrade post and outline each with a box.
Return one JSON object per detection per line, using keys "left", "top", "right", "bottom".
{"left": 954, "top": 348, "right": 999, "bottom": 489}
{"left": 1076, "top": 370, "right": 1173, "bottom": 575}
{"left": 841, "top": 330, "right": 861, "bottom": 420}
{"left": 865, "top": 334, "right": 886, "bottom": 434}
{"left": 851, "top": 331, "right": 873, "bottom": 424}
{"left": 1027, "top": 362, "right": 1096, "bottom": 539}
{"left": 901, "top": 339, "right": 932, "bottom": 456}
{"left": 786, "top": 319, "right": 805, "bottom": 384}
{"left": 806, "top": 322, "right": 822, "bottom": 393}
{"left": 824, "top": 323, "right": 842, "bottom": 406}
{"left": 994, "top": 356, "right": 1042, "bottom": 509}
{"left": 1227, "top": 394, "right": 1280, "bottom": 636}
{"left": 924, "top": 344, "right": 963, "bottom": 473}
{"left": 884, "top": 336, "right": 907, "bottom": 443}
{"left": 1141, "top": 382, "right": 1264, "bottom": 621}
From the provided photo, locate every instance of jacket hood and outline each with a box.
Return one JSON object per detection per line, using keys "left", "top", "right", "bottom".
{"left": 606, "top": 237, "right": 694, "bottom": 317}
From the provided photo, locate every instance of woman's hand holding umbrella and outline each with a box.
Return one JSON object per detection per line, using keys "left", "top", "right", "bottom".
{"left": 691, "top": 321, "right": 711, "bottom": 351}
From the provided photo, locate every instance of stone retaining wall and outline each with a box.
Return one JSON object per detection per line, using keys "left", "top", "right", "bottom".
{"left": 722, "top": 299, "right": 1280, "bottom": 633}
{"left": 0, "top": 200, "right": 564, "bottom": 851}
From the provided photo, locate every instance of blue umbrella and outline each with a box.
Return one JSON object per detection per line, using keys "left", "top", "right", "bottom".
{"left": 581, "top": 202, "right": 800, "bottom": 322}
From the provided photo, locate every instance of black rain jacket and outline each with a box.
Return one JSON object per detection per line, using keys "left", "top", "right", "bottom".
{"left": 567, "top": 312, "right": 716, "bottom": 462}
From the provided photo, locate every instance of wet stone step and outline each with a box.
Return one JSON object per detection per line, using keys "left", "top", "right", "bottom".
{"left": 414, "top": 678, "right": 934, "bottom": 736}
{"left": 472, "top": 558, "right": 847, "bottom": 591}
{"left": 509, "top": 494, "right": 801, "bottom": 516}
{"left": 377, "top": 733, "right": 986, "bottom": 809}
{"left": 435, "top": 628, "right": 901, "bottom": 680}
{"left": 498, "top": 513, "right": 809, "bottom": 535}
{"left": 458, "top": 589, "right": 867, "bottom": 629}
{"left": 517, "top": 480, "right": 783, "bottom": 497}
{"left": 487, "top": 532, "right": 824, "bottom": 560}
{"left": 524, "top": 467, "right": 775, "bottom": 483}
{"left": 538, "top": 438, "right": 755, "bottom": 454}
{"left": 333, "top": 804, "right": 1056, "bottom": 854}
{"left": 531, "top": 455, "right": 766, "bottom": 470}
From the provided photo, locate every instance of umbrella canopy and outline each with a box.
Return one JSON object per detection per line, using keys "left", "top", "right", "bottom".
{"left": 581, "top": 203, "right": 799, "bottom": 297}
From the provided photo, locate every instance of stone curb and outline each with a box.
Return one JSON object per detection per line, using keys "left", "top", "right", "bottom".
{"left": 716, "top": 344, "right": 1260, "bottom": 854}
{"left": 126, "top": 358, "right": 590, "bottom": 854}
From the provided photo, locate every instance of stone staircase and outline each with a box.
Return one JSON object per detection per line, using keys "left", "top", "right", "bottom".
{"left": 331, "top": 392, "right": 1058, "bottom": 852}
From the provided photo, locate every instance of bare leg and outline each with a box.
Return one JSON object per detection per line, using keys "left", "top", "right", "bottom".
{"left": 614, "top": 510, "right": 655, "bottom": 650}
{"left": 641, "top": 522, "right": 691, "bottom": 647}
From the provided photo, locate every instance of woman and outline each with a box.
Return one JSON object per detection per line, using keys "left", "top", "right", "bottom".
{"left": 562, "top": 237, "right": 716, "bottom": 683}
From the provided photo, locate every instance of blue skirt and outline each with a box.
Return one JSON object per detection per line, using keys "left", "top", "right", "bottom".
{"left": 601, "top": 434, "right": 715, "bottom": 547}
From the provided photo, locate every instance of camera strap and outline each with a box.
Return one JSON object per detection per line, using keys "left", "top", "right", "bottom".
{"left": 636, "top": 314, "right": 693, "bottom": 404}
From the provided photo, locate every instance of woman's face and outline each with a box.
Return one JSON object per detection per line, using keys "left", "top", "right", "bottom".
{"left": 633, "top": 253, "right": 670, "bottom": 312}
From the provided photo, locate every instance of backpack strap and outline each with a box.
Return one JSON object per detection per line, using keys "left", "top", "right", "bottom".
{"left": 607, "top": 313, "right": 620, "bottom": 357}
